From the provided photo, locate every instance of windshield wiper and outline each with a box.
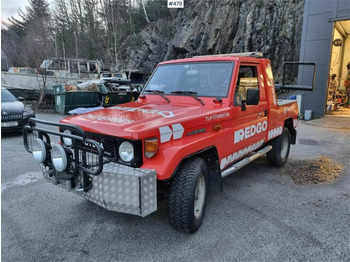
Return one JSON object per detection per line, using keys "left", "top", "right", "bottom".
{"left": 170, "top": 91, "right": 205, "bottom": 106}
{"left": 144, "top": 90, "right": 170, "bottom": 103}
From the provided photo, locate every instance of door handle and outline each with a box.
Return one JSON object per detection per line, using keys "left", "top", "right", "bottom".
{"left": 257, "top": 112, "right": 264, "bottom": 118}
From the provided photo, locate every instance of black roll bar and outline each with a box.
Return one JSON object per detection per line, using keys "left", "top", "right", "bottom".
{"left": 275, "top": 62, "right": 316, "bottom": 91}
{"left": 28, "top": 118, "right": 87, "bottom": 138}
{"left": 23, "top": 118, "right": 104, "bottom": 177}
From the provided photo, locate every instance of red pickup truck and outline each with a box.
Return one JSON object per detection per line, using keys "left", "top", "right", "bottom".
{"left": 24, "top": 53, "right": 314, "bottom": 233}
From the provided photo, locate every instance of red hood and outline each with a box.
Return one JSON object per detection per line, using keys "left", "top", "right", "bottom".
{"left": 61, "top": 101, "right": 219, "bottom": 139}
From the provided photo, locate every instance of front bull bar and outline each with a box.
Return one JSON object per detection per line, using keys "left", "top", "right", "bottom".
{"left": 23, "top": 118, "right": 104, "bottom": 192}
{"left": 23, "top": 118, "right": 157, "bottom": 216}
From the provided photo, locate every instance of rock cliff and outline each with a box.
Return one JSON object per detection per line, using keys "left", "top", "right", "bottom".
{"left": 127, "top": 0, "right": 304, "bottom": 80}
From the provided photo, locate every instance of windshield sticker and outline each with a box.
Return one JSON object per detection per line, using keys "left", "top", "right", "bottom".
{"left": 159, "top": 123, "right": 184, "bottom": 143}
{"left": 80, "top": 114, "right": 135, "bottom": 124}
{"left": 234, "top": 121, "right": 268, "bottom": 144}
{"left": 108, "top": 106, "right": 175, "bottom": 118}
{"left": 205, "top": 112, "right": 230, "bottom": 121}
{"left": 220, "top": 139, "right": 265, "bottom": 170}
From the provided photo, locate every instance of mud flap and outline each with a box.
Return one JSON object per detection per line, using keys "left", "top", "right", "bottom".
{"left": 290, "top": 129, "right": 297, "bottom": 144}
{"left": 209, "top": 170, "right": 222, "bottom": 192}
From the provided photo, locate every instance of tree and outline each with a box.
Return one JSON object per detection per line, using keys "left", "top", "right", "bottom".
{"left": 2, "top": 0, "right": 167, "bottom": 71}
{"left": 141, "top": 0, "right": 150, "bottom": 23}
{"left": 2, "top": 0, "right": 52, "bottom": 67}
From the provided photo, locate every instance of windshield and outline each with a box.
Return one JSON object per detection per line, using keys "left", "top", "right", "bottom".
{"left": 144, "top": 62, "right": 234, "bottom": 97}
{"left": 1, "top": 89, "right": 18, "bottom": 102}
{"left": 40, "top": 59, "right": 53, "bottom": 69}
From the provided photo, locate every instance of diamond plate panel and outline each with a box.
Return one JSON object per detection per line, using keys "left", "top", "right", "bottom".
{"left": 140, "top": 174, "right": 157, "bottom": 217}
{"left": 41, "top": 162, "right": 157, "bottom": 217}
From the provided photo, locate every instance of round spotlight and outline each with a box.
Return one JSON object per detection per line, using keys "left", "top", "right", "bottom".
{"left": 51, "top": 144, "right": 68, "bottom": 172}
{"left": 62, "top": 129, "right": 73, "bottom": 146}
{"left": 32, "top": 139, "right": 46, "bottom": 163}
{"left": 119, "top": 141, "right": 134, "bottom": 162}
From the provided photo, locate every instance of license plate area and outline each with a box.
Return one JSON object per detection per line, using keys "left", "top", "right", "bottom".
{"left": 2, "top": 121, "right": 18, "bottom": 127}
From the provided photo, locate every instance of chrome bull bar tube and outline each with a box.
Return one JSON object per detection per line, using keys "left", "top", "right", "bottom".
{"left": 23, "top": 118, "right": 104, "bottom": 176}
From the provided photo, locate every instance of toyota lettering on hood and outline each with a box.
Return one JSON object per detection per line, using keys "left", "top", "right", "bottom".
{"left": 107, "top": 105, "right": 175, "bottom": 118}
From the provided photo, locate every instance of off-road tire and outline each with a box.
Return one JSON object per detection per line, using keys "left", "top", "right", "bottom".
{"left": 167, "top": 157, "right": 209, "bottom": 233}
{"left": 267, "top": 127, "right": 291, "bottom": 167}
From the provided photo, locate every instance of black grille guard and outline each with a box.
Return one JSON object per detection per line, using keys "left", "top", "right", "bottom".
{"left": 23, "top": 118, "right": 104, "bottom": 177}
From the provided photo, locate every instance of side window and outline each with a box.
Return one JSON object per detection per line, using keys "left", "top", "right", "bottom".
{"left": 70, "top": 62, "right": 79, "bottom": 73}
{"left": 59, "top": 61, "right": 67, "bottom": 70}
{"left": 234, "top": 65, "right": 259, "bottom": 106}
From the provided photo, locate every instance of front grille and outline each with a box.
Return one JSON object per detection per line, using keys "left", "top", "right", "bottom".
{"left": 77, "top": 141, "right": 102, "bottom": 174}
{"left": 2, "top": 113, "right": 23, "bottom": 121}
{"left": 86, "top": 133, "right": 121, "bottom": 160}
{"left": 85, "top": 132, "right": 143, "bottom": 167}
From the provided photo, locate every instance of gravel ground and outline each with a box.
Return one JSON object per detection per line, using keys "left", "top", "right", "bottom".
{"left": 1, "top": 114, "right": 350, "bottom": 262}
{"left": 283, "top": 156, "right": 343, "bottom": 184}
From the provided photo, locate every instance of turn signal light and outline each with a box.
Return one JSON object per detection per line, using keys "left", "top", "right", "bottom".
{"left": 213, "top": 124, "right": 222, "bottom": 131}
{"left": 145, "top": 138, "right": 159, "bottom": 158}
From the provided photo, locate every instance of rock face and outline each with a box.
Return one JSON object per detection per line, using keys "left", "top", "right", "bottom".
{"left": 127, "top": 0, "right": 304, "bottom": 80}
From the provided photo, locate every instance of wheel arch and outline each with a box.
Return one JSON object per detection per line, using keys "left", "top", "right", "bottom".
{"left": 171, "top": 146, "right": 222, "bottom": 192}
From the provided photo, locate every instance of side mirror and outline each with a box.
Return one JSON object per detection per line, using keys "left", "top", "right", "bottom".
{"left": 246, "top": 88, "right": 259, "bottom": 105}
{"left": 18, "top": 96, "right": 25, "bottom": 101}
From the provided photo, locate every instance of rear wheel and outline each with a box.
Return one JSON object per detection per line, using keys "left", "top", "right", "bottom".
{"left": 167, "top": 157, "right": 209, "bottom": 233}
{"left": 267, "top": 127, "right": 291, "bottom": 167}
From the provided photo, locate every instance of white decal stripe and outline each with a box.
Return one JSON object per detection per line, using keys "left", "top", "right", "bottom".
{"left": 159, "top": 123, "right": 184, "bottom": 143}
{"left": 267, "top": 126, "right": 283, "bottom": 140}
{"left": 172, "top": 124, "right": 184, "bottom": 140}
{"left": 220, "top": 139, "right": 265, "bottom": 170}
{"left": 159, "top": 126, "right": 172, "bottom": 143}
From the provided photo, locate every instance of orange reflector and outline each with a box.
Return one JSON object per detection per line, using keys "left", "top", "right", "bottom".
{"left": 213, "top": 124, "right": 222, "bottom": 131}
{"left": 145, "top": 138, "right": 159, "bottom": 158}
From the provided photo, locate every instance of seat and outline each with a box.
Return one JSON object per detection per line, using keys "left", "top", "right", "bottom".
{"left": 234, "top": 86, "right": 246, "bottom": 106}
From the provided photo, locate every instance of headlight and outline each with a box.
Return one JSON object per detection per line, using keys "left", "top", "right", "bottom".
{"left": 32, "top": 138, "right": 46, "bottom": 163}
{"left": 62, "top": 129, "right": 73, "bottom": 146}
{"left": 51, "top": 144, "right": 68, "bottom": 172}
{"left": 23, "top": 106, "right": 34, "bottom": 117}
{"left": 119, "top": 141, "right": 134, "bottom": 162}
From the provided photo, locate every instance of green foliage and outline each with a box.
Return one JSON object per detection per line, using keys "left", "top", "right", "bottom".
{"left": 130, "top": 35, "right": 143, "bottom": 46}
{"left": 163, "top": 24, "right": 174, "bottom": 38}
{"left": 146, "top": 0, "right": 171, "bottom": 22}
{"left": 2, "top": 0, "right": 171, "bottom": 68}
{"left": 132, "top": 6, "right": 148, "bottom": 33}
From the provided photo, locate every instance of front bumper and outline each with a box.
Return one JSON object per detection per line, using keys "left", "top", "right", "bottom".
{"left": 24, "top": 118, "right": 157, "bottom": 217}
{"left": 1, "top": 115, "right": 35, "bottom": 131}
{"left": 42, "top": 162, "right": 157, "bottom": 217}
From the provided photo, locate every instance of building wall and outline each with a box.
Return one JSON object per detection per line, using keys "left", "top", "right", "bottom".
{"left": 298, "top": 0, "right": 350, "bottom": 117}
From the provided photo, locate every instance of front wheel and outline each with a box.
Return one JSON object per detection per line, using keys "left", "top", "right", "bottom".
{"left": 167, "top": 157, "right": 209, "bottom": 233}
{"left": 267, "top": 127, "right": 291, "bottom": 167}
